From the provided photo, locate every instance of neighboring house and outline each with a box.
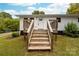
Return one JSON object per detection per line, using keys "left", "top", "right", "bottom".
{"left": 16, "top": 14, "right": 79, "bottom": 34}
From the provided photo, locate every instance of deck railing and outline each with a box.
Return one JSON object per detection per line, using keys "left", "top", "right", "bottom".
{"left": 50, "top": 20, "right": 58, "bottom": 41}
{"left": 47, "top": 21, "right": 53, "bottom": 50}
{"left": 27, "top": 20, "right": 34, "bottom": 49}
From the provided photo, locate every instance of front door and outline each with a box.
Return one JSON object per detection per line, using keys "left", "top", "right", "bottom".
{"left": 38, "top": 18, "right": 44, "bottom": 29}
{"left": 34, "top": 18, "right": 47, "bottom": 30}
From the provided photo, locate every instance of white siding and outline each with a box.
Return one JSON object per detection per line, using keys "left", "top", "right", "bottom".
{"left": 20, "top": 18, "right": 24, "bottom": 30}
{"left": 19, "top": 17, "right": 79, "bottom": 31}
{"left": 58, "top": 17, "right": 79, "bottom": 31}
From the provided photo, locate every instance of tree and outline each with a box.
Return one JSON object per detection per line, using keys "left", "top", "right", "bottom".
{"left": 0, "top": 12, "right": 19, "bottom": 33}
{"left": 66, "top": 3, "right": 79, "bottom": 14}
{"left": 4, "top": 18, "right": 19, "bottom": 32}
{"left": 0, "top": 17, "right": 6, "bottom": 33}
{"left": 32, "top": 10, "right": 45, "bottom": 15}
{"left": 0, "top": 24, "right": 6, "bottom": 33}
{"left": 0, "top": 12, "right": 12, "bottom": 19}
{"left": 40, "top": 11, "right": 45, "bottom": 14}
{"left": 32, "top": 10, "right": 39, "bottom": 15}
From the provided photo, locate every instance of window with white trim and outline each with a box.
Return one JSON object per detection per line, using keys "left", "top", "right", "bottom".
{"left": 57, "top": 17, "right": 61, "bottom": 22}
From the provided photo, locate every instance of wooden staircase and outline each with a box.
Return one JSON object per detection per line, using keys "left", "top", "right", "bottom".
{"left": 28, "top": 30, "right": 51, "bottom": 50}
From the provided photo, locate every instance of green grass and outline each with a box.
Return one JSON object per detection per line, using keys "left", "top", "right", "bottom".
{"left": 52, "top": 35, "right": 79, "bottom": 56}
{"left": 0, "top": 33, "right": 79, "bottom": 56}
{"left": 0, "top": 34, "right": 26, "bottom": 56}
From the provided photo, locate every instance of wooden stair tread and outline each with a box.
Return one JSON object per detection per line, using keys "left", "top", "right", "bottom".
{"left": 30, "top": 41, "right": 49, "bottom": 44}
{"left": 29, "top": 44, "right": 50, "bottom": 46}
{"left": 32, "top": 34, "right": 48, "bottom": 36}
{"left": 33, "top": 32, "right": 48, "bottom": 34}
{"left": 33, "top": 30, "right": 47, "bottom": 32}
{"left": 30, "top": 39, "right": 49, "bottom": 42}
{"left": 31, "top": 37, "right": 48, "bottom": 40}
{"left": 28, "top": 46, "right": 51, "bottom": 50}
{"left": 33, "top": 30, "right": 48, "bottom": 34}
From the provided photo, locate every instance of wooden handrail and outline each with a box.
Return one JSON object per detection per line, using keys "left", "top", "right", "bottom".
{"left": 47, "top": 21, "right": 53, "bottom": 50}
{"left": 47, "top": 21, "right": 53, "bottom": 32}
{"left": 27, "top": 20, "right": 34, "bottom": 49}
{"left": 27, "top": 20, "right": 34, "bottom": 33}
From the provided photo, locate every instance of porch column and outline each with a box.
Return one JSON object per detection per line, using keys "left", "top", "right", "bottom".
{"left": 20, "top": 17, "right": 24, "bottom": 31}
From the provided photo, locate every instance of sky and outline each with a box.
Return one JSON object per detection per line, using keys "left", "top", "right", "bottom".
{"left": 0, "top": 3, "right": 70, "bottom": 18}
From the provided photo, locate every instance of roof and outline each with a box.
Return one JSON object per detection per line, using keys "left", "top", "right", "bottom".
{"left": 16, "top": 14, "right": 79, "bottom": 18}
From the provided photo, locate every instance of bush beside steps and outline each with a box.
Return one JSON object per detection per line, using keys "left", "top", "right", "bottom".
{"left": 12, "top": 32, "right": 19, "bottom": 37}
{"left": 64, "top": 22, "right": 79, "bottom": 38}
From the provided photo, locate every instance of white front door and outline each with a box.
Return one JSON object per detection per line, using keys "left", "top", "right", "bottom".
{"left": 34, "top": 18, "right": 47, "bottom": 30}
{"left": 38, "top": 19, "right": 44, "bottom": 29}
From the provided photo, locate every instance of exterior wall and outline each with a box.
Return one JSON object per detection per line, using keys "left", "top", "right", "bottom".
{"left": 58, "top": 17, "right": 79, "bottom": 31}
{"left": 19, "top": 16, "right": 79, "bottom": 32}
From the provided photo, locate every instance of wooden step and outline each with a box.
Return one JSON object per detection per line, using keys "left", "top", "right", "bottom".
{"left": 32, "top": 33, "right": 48, "bottom": 36}
{"left": 29, "top": 43, "right": 50, "bottom": 46}
{"left": 33, "top": 32, "right": 48, "bottom": 34}
{"left": 31, "top": 37, "right": 49, "bottom": 42}
{"left": 30, "top": 38, "right": 49, "bottom": 42}
{"left": 33, "top": 30, "right": 48, "bottom": 34}
{"left": 29, "top": 41, "right": 50, "bottom": 46}
{"left": 28, "top": 46, "right": 51, "bottom": 50}
{"left": 31, "top": 37, "right": 49, "bottom": 40}
{"left": 33, "top": 30, "right": 47, "bottom": 32}
{"left": 30, "top": 41, "right": 49, "bottom": 44}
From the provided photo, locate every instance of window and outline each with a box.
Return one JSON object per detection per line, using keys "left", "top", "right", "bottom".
{"left": 39, "top": 18, "right": 42, "bottom": 21}
{"left": 78, "top": 18, "right": 79, "bottom": 22}
{"left": 49, "top": 19, "right": 53, "bottom": 21}
{"left": 30, "top": 18, "right": 34, "bottom": 20}
{"left": 24, "top": 18, "right": 28, "bottom": 19}
{"left": 57, "top": 17, "right": 61, "bottom": 22}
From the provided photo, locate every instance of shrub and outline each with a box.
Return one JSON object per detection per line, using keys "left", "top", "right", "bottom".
{"left": 12, "top": 32, "right": 19, "bottom": 37}
{"left": 64, "top": 22, "right": 79, "bottom": 37}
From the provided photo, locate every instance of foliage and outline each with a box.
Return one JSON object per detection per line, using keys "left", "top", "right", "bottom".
{"left": 67, "top": 3, "right": 79, "bottom": 14}
{"left": 0, "top": 12, "right": 19, "bottom": 33}
{"left": 39, "top": 11, "right": 45, "bottom": 14}
{"left": 32, "top": 10, "right": 45, "bottom": 15}
{"left": 4, "top": 18, "right": 19, "bottom": 32}
{"left": 12, "top": 32, "right": 19, "bottom": 37}
{"left": 0, "top": 23, "right": 6, "bottom": 33}
{"left": 0, "top": 12, "right": 12, "bottom": 19}
{"left": 64, "top": 22, "right": 79, "bottom": 37}
{"left": 0, "top": 18, "right": 19, "bottom": 33}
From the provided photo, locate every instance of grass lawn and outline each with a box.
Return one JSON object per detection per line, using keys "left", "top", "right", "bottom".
{"left": 0, "top": 33, "right": 79, "bottom": 56}
{"left": 0, "top": 33, "right": 26, "bottom": 56}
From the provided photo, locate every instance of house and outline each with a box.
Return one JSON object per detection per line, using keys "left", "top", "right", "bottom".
{"left": 16, "top": 14, "right": 79, "bottom": 34}
{"left": 16, "top": 14, "right": 79, "bottom": 50}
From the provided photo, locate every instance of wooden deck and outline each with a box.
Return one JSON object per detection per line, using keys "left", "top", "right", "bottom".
{"left": 23, "top": 20, "right": 58, "bottom": 51}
